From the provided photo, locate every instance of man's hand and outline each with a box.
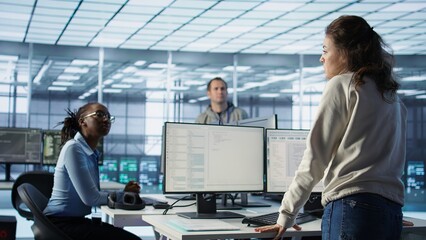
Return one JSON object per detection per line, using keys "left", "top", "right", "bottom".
{"left": 124, "top": 181, "right": 141, "bottom": 193}
{"left": 255, "top": 224, "right": 301, "bottom": 240}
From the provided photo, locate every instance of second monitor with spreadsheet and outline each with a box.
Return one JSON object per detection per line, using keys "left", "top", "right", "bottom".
{"left": 266, "top": 129, "right": 324, "bottom": 194}
{"left": 163, "top": 122, "right": 265, "bottom": 219}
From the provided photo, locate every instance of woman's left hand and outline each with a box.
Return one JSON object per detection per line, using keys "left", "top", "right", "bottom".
{"left": 124, "top": 181, "right": 141, "bottom": 193}
{"left": 255, "top": 223, "right": 301, "bottom": 240}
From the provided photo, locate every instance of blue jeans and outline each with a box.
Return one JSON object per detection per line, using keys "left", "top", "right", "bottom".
{"left": 321, "top": 193, "right": 402, "bottom": 240}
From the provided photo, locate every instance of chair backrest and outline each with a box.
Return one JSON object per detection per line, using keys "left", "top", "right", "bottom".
{"left": 17, "top": 183, "right": 72, "bottom": 240}
{"left": 11, "top": 171, "right": 54, "bottom": 220}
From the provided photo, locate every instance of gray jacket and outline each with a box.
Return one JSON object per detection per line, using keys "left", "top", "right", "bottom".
{"left": 195, "top": 102, "right": 248, "bottom": 124}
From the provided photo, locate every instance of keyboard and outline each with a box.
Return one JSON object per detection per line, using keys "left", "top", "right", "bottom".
{"left": 141, "top": 196, "right": 168, "bottom": 206}
{"left": 242, "top": 211, "right": 319, "bottom": 226}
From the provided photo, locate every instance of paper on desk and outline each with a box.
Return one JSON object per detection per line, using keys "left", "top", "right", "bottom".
{"left": 168, "top": 218, "right": 240, "bottom": 231}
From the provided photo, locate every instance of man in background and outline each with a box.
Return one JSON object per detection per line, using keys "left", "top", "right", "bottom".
{"left": 195, "top": 77, "right": 248, "bottom": 124}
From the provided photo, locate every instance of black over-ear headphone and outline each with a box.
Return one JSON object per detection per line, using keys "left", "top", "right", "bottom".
{"left": 107, "top": 192, "right": 146, "bottom": 210}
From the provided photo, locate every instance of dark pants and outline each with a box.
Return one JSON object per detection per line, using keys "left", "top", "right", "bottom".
{"left": 49, "top": 216, "right": 141, "bottom": 240}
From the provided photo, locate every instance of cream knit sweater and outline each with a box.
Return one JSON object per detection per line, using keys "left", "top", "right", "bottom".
{"left": 277, "top": 73, "right": 407, "bottom": 228}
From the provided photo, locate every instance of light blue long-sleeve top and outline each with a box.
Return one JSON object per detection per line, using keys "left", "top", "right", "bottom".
{"left": 44, "top": 132, "right": 109, "bottom": 217}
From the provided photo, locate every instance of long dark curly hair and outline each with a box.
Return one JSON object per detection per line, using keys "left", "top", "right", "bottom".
{"left": 325, "top": 15, "right": 400, "bottom": 102}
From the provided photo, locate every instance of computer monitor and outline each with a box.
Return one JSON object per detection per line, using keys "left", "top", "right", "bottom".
{"left": 0, "top": 127, "right": 42, "bottom": 181}
{"left": 163, "top": 122, "right": 265, "bottom": 219}
{"left": 100, "top": 158, "right": 119, "bottom": 182}
{"left": 119, "top": 156, "right": 139, "bottom": 183}
{"left": 0, "top": 127, "right": 42, "bottom": 164}
{"left": 265, "top": 129, "right": 324, "bottom": 194}
{"left": 235, "top": 114, "right": 278, "bottom": 129}
{"left": 231, "top": 114, "right": 277, "bottom": 207}
{"left": 41, "top": 130, "right": 104, "bottom": 166}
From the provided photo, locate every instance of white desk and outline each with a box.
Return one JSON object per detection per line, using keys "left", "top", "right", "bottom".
{"left": 101, "top": 194, "right": 180, "bottom": 227}
{"left": 0, "top": 181, "right": 124, "bottom": 190}
{"left": 142, "top": 215, "right": 426, "bottom": 240}
{"left": 101, "top": 194, "right": 277, "bottom": 228}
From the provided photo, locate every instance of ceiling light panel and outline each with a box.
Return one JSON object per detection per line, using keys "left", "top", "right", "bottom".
{"left": 31, "top": 15, "right": 69, "bottom": 24}
{"left": 201, "top": 10, "right": 245, "bottom": 18}
{"left": 74, "top": 10, "right": 116, "bottom": 19}
{"left": 37, "top": 0, "right": 78, "bottom": 8}
{"left": 162, "top": 35, "right": 197, "bottom": 42}
{"left": 227, "top": 18, "right": 268, "bottom": 27}
{"left": 381, "top": 2, "right": 426, "bottom": 12}
{"left": 79, "top": 2, "right": 122, "bottom": 12}
{"left": 67, "top": 18, "right": 106, "bottom": 27}
{"left": 241, "top": 11, "right": 285, "bottom": 20}
{"left": 379, "top": 20, "right": 422, "bottom": 28}
{"left": 127, "top": 0, "right": 173, "bottom": 7}
{"left": 264, "top": 19, "right": 307, "bottom": 28}
{"left": 0, "top": 19, "right": 28, "bottom": 27}
{"left": 161, "top": 7, "right": 204, "bottom": 17}
{"left": 61, "top": 30, "right": 97, "bottom": 37}
{"left": 137, "top": 28, "right": 174, "bottom": 36}
{"left": 0, "top": 12, "right": 31, "bottom": 21}
{"left": 170, "top": 30, "right": 206, "bottom": 37}
{"left": 364, "top": 12, "right": 408, "bottom": 21}
{"left": 341, "top": 3, "right": 390, "bottom": 12}
{"left": 170, "top": 0, "right": 216, "bottom": 9}
{"left": 153, "top": 15, "right": 194, "bottom": 24}
{"left": 106, "top": 20, "right": 145, "bottom": 29}
{"left": 213, "top": 1, "right": 259, "bottom": 10}
{"left": 302, "top": 19, "right": 333, "bottom": 28}
{"left": 280, "top": 12, "right": 327, "bottom": 21}
{"left": 0, "top": 2, "right": 33, "bottom": 12}
{"left": 394, "top": 27, "right": 424, "bottom": 35}
{"left": 179, "top": 24, "right": 217, "bottom": 32}
{"left": 30, "top": 21, "right": 66, "bottom": 30}
{"left": 34, "top": 7, "right": 74, "bottom": 17}
{"left": 255, "top": 2, "right": 304, "bottom": 12}
{"left": 299, "top": 2, "right": 350, "bottom": 12}
{"left": 399, "top": 12, "right": 426, "bottom": 20}
{"left": 189, "top": 17, "right": 231, "bottom": 26}
{"left": 144, "top": 22, "right": 183, "bottom": 30}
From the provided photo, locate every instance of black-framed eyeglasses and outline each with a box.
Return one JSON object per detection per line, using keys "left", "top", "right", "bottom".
{"left": 81, "top": 110, "right": 115, "bottom": 123}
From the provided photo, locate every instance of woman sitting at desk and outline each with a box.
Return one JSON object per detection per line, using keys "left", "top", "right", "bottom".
{"left": 43, "top": 102, "right": 141, "bottom": 240}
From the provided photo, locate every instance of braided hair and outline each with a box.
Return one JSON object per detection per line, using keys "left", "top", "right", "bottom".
{"left": 56, "top": 103, "right": 95, "bottom": 147}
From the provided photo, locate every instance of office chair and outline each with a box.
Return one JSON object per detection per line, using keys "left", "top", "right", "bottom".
{"left": 17, "top": 183, "right": 72, "bottom": 240}
{"left": 11, "top": 171, "right": 54, "bottom": 220}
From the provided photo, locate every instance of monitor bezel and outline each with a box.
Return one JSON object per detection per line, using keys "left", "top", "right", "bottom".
{"left": 265, "top": 128, "right": 325, "bottom": 194}
{"left": 0, "top": 127, "right": 43, "bottom": 165}
{"left": 163, "top": 122, "right": 265, "bottom": 195}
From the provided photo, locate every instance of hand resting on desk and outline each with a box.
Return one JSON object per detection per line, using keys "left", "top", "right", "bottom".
{"left": 255, "top": 219, "right": 414, "bottom": 240}
{"left": 403, "top": 219, "right": 414, "bottom": 227}
{"left": 255, "top": 223, "right": 301, "bottom": 240}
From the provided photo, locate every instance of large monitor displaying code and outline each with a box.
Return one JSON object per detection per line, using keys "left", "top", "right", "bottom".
{"left": 266, "top": 129, "right": 324, "bottom": 193}
{"left": 163, "top": 122, "right": 265, "bottom": 193}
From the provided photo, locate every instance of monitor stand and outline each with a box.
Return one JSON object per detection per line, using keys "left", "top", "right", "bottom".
{"left": 177, "top": 193, "right": 245, "bottom": 219}
{"left": 0, "top": 163, "right": 12, "bottom": 182}
{"left": 216, "top": 194, "right": 242, "bottom": 210}
{"left": 235, "top": 193, "right": 271, "bottom": 207}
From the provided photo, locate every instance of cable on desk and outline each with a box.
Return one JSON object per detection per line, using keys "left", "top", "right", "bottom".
{"left": 162, "top": 196, "right": 196, "bottom": 215}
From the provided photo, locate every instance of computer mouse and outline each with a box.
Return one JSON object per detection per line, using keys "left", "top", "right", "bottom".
{"left": 153, "top": 202, "right": 171, "bottom": 209}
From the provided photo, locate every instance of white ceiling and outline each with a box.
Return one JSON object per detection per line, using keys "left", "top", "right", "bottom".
{"left": 0, "top": 0, "right": 425, "bottom": 54}
{"left": 0, "top": 0, "right": 425, "bottom": 101}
